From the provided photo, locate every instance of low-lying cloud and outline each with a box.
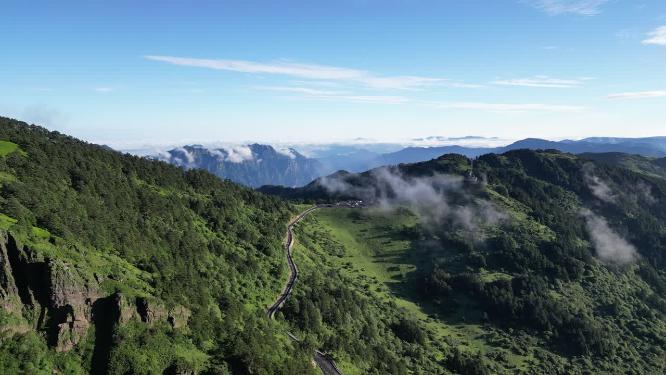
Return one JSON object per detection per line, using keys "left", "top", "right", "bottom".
{"left": 164, "top": 145, "right": 255, "bottom": 166}
{"left": 582, "top": 163, "right": 659, "bottom": 206}
{"left": 320, "top": 167, "right": 506, "bottom": 233}
{"left": 219, "top": 146, "right": 254, "bottom": 163}
{"left": 582, "top": 163, "right": 616, "bottom": 203}
{"left": 580, "top": 209, "right": 639, "bottom": 265}
{"left": 276, "top": 148, "right": 298, "bottom": 159}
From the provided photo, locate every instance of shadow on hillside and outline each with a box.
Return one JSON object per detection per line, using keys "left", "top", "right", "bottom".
{"left": 350, "top": 213, "right": 486, "bottom": 327}
{"left": 91, "top": 295, "right": 120, "bottom": 375}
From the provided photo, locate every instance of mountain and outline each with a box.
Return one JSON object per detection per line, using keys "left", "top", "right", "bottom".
{"left": 375, "top": 137, "right": 666, "bottom": 167}
{"left": 579, "top": 152, "right": 666, "bottom": 179}
{"left": 3, "top": 117, "right": 666, "bottom": 374}
{"left": 314, "top": 149, "right": 378, "bottom": 174}
{"left": 153, "top": 137, "right": 666, "bottom": 189}
{"left": 262, "top": 149, "right": 666, "bottom": 373}
{"left": 0, "top": 117, "right": 316, "bottom": 374}
{"left": 156, "top": 144, "right": 323, "bottom": 188}
{"left": 377, "top": 145, "right": 494, "bottom": 165}
{"left": 508, "top": 137, "right": 666, "bottom": 156}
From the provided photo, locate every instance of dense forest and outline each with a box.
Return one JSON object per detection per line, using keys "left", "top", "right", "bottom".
{"left": 0, "top": 117, "right": 314, "bottom": 374}
{"left": 266, "top": 150, "right": 666, "bottom": 374}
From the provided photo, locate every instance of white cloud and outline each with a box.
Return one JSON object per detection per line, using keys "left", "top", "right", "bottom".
{"left": 581, "top": 209, "right": 639, "bottom": 265}
{"left": 276, "top": 148, "right": 297, "bottom": 159}
{"left": 338, "top": 95, "right": 409, "bottom": 104}
{"left": 435, "top": 102, "right": 585, "bottom": 113}
{"left": 492, "top": 76, "right": 587, "bottom": 88}
{"left": 144, "top": 55, "right": 464, "bottom": 90}
{"left": 222, "top": 146, "right": 254, "bottom": 163}
{"left": 607, "top": 90, "right": 666, "bottom": 99}
{"left": 642, "top": 26, "right": 666, "bottom": 46}
{"left": 524, "top": 0, "right": 609, "bottom": 15}
{"left": 582, "top": 163, "right": 616, "bottom": 203}
{"left": 174, "top": 147, "right": 195, "bottom": 165}
{"left": 256, "top": 85, "right": 409, "bottom": 105}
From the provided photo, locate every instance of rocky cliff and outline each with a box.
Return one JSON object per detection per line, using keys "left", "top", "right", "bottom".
{"left": 0, "top": 231, "right": 188, "bottom": 353}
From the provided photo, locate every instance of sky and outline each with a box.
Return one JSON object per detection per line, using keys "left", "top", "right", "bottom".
{"left": 1, "top": 0, "right": 665, "bottom": 149}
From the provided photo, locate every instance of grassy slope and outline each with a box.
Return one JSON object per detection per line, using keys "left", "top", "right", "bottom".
{"left": 266, "top": 150, "right": 666, "bottom": 373}
{"left": 0, "top": 141, "right": 23, "bottom": 157}
{"left": 297, "top": 200, "right": 666, "bottom": 373}
{"left": 302, "top": 208, "right": 533, "bottom": 373}
{"left": 289, "top": 220, "right": 440, "bottom": 374}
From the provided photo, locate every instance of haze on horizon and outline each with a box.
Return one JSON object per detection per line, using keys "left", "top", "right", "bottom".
{"left": 2, "top": 0, "right": 665, "bottom": 148}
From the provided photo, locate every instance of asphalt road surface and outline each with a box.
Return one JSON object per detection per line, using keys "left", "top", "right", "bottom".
{"left": 267, "top": 204, "right": 347, "bottom": 375}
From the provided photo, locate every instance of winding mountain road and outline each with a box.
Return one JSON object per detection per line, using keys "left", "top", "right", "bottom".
{"left": 267, "top": 204, "right": 350, "bottom": 375}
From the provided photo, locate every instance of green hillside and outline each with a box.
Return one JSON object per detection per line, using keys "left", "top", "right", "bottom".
{"left": 0, "top": 117, "right": 314, "bottom": 374}
{"left": 2, "top": 115, "right": 666, "bottom": 374}
{"left": 271, "top": 150, "right": 666, "bottom": 374}
{"left": 580, "top": 152, "right": 666, "bottom": 179}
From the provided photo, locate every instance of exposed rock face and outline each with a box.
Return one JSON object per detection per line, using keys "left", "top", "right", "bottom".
{"left": 0, "top": 232, "right": 104, "bottom": 351}
{"left": 0, "top": 231, "right": 21, "bottom": 314}
{"left": 0, "top": 231, "right": 190, "bottom": 353}
{"left": 168, "top": 305, "right": 191, "bottom": 329}
{"left": 137, "top": 297, "right": 167, "bottom": 325}
{"left": 0, "top": 231, "right": 191, "bottom": 352}
{"left": 55, "top": 320, "right": 89, "bottom": 352}
{"left": 47, "top": 260, "right": 101, "bottom": 351}
{"left": 117, "top": 293, "right": 140, "bottom": 324}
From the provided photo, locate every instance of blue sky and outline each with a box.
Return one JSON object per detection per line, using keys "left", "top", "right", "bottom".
{"left": 1, "top": 0, "right": 665, "bottom": 148}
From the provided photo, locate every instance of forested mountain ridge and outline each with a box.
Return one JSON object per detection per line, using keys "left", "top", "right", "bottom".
{"left": 3, "top": 114, "right": 666, "bottom": 374}
{"left": 0, "top": 117, "right": 317, "bottom": 374}
{"left": 263, "top": 150, "right": 666, "bottom": 374}
{"left": 152, "top": 136, "right": 666, "bottom": 189}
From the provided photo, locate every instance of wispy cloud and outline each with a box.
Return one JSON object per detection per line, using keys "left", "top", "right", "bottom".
{"left": 256, "top": 85, "right": 409, "bottom": 104}
{"left": 607, "top": 90, "right": 666, "bottom": 99}
{"left": 523, "top": 0, "right": 609, "bottom": 16}
{"left": 642, "top": 26, "right": 666, "bottom": 46}
{"left": 144, "top": 55, "right": 470, "bottom": 90}
{"left": 581, "top": 208, "right": 639, "bottom": 265}
{"left": 492, "top": 76, "right": 587, "bottom": 88}
{"left": 93, "top": 87, "right": 114, "bottom": 93}
{"left": 434, "top": 102, "right": 585, "bottom": 113}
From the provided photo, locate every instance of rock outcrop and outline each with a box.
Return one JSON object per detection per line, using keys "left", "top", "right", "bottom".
{"left": 0, "top": 231, "right": 21, "bottom": 315}
{"left": 137, "top": 296, "right": 167, "bottom": 325}
{"left": 0, "top": 231, "right": 189, "bottom": 353}
{"left": 48, "top": 259, "right": 101, "bottom": 351}
{"left": 168, "top": 305, "right": 191, "bottom": 329}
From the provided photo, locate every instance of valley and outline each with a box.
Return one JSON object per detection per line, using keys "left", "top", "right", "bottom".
{"left": 1, "top": 118, "right": 666, "bottom": 374}
{"left": 5, "top": 1, "right": 666, "bottom": 374}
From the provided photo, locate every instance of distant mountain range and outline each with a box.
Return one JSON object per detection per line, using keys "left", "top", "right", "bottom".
{"left": 155, "top": 144, "right": 322, "bottom": 188}
{"left": 378, "top": 137, "right": 666, "bottom": 164}
{"left": 154, "top": 136, "right": 666, "bottom": 188}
